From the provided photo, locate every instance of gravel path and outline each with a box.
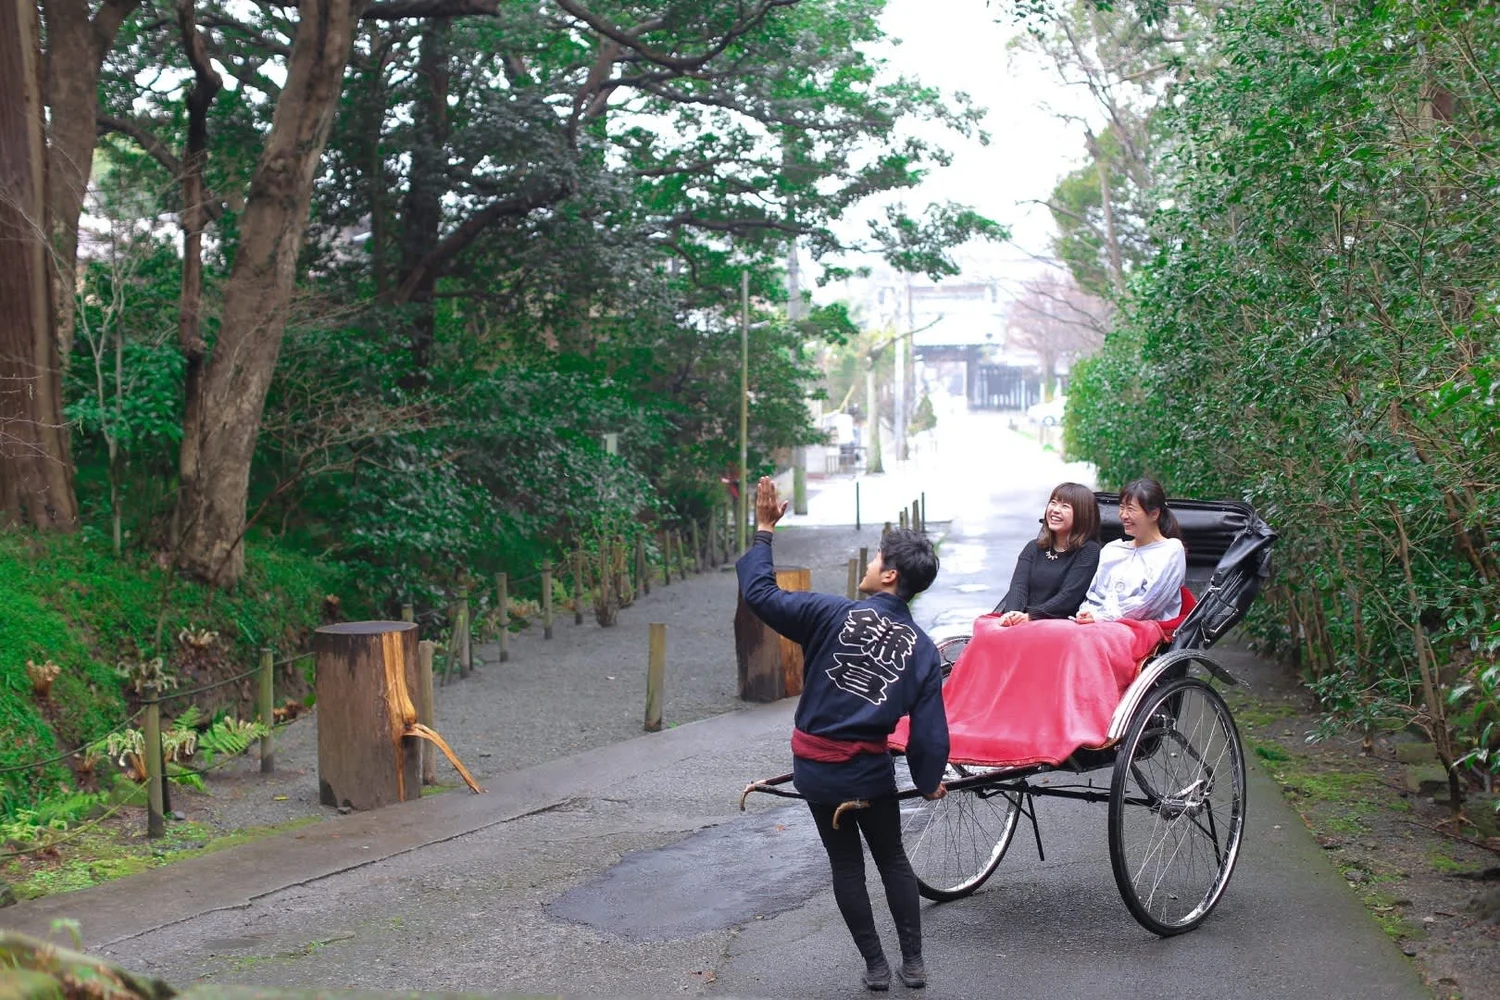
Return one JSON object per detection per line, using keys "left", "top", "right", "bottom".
{"left": 186, "top": 524, "right": 900, "bottom": 834}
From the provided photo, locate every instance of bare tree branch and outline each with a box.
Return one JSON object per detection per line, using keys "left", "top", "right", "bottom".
{"left": 551, "top": 0, "right": 798, "bottom": 74}
{"left": 95, "top": 114, "right": 229, "bottom": 221}
{"left": 362, "top": 0, "right": 497, "bottom": 19}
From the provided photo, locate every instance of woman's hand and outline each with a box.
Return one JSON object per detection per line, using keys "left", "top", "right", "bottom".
{"left": 922, "top": 782, "right": 947, "bottom": 801}
{"left": 1072, "top": 610, "right": 1096, "bottom": 624}
{"left": 998, "top": 611, "right": 1029, "bottom": 627}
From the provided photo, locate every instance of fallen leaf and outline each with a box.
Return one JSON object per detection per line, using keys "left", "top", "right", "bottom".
{"left": 273, "top": 795, "right": 288, "bottom": 801}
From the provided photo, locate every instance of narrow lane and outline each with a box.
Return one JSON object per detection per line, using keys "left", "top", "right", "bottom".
{"left": 4, "top": 406, "right": 1427, "bottom": 1000}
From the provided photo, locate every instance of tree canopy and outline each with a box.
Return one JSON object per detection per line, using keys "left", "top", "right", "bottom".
{"left": 3, "top": 0, "right": 1000, "bottom": 594}
{"left": 1065, "top": 0, "right": 1500, "bottom": 798}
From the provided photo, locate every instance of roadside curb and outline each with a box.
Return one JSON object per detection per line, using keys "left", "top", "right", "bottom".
{"left": 0, "top": 699, "right": 797, "bottom": 950}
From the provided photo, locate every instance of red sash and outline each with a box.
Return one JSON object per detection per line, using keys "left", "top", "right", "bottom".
{"left": 791, "top": 727, "right": 889, "bottom": 763}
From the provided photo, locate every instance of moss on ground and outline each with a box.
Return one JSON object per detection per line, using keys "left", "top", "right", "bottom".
{"left": 0, "top": 530, "right": 350, "bottom": 815}
{"left": 8, "top": 816, "right": 322, "bottom": 901}
{"left": 1425, "top": 846, "right": 1483, "bottom": 875}
{"left": 1223, "top": 688, "right": 1301, "bottom": 731}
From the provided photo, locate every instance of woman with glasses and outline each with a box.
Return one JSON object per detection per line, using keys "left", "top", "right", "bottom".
{"left": 1073, "top": 478, "right": 1186, "bottom": 624}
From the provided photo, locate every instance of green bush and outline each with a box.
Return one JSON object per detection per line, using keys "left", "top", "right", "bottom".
{"left": 0, "top": 531, "right": 345, "bottom": 815}
{"left": 1067, "top": 0, "right": 1500, "bottom": 796}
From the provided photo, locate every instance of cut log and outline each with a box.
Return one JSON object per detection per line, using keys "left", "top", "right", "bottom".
{"left": 315, "top": 621, "right": 421, "bottom": 810}
{"left": 734, "top": 565, "right": 811, "bottom": 702}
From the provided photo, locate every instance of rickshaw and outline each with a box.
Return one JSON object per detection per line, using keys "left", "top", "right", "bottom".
{"left": 740, "top": 494, "right": 1277, "bottom": 937}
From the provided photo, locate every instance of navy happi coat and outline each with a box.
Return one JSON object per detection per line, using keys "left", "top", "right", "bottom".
{"left": 736, "top": 531, "right": 949, "bottom": 803}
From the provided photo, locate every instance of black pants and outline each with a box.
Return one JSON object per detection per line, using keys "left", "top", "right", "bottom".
{"left": 808, "top": 796, "right": 922, "bottom": 965}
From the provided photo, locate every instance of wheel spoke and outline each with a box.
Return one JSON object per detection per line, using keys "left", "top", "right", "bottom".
{"left": 1109, "top": 679, "right": 1245, "bottom": 935}
{"left": 900, "top": 761, "right": 1019, "bottom": 901}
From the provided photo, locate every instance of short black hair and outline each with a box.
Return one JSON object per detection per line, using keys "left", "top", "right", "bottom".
{"left": 879, "top": 528, "right": 939, "bottom": 601}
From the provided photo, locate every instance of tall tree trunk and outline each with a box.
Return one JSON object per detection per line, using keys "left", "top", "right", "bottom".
{"left": 398, "top": 17, "right": 451, "bottom": 374}
{"left": 41, "top": 0, "right": 141, "bottom": 373}
{"left": 171, "top": 0, "right": 222, "bottom": 551}
{"left": 362, "top": 24, "right": 391, "bottom": 295}
{"left": 0, "top": 0, "right": 77, "bottom": 530}
{"left": 1085, "top": 128, "right": 1125, "bottom": 296}
{"left": 174, "top": 0, "right": 369, "bottom": 588}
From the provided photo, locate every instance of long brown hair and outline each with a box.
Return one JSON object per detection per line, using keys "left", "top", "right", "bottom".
{"left": 1036, "top": 482, "right": 1100, "bottom": 552}
{"left": 1119, "top": 477, "right": 1182, "bottom": 539}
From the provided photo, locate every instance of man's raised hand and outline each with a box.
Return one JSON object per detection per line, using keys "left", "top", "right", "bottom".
{"left": 755, "top": 476, "right": 790, "bottom": 532}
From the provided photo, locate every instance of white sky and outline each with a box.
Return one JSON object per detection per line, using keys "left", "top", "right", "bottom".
{"left": 817, "top": 0, "right": 1099, "bottom": 300}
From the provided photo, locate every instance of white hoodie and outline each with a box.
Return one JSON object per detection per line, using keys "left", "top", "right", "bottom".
{"left": 1080, "top": 537, "right": 1187, "bottom": 621}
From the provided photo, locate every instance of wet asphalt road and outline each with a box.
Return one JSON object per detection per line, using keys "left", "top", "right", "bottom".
{"left": 1, "top": 410, "right": 1427, "bottom": 999}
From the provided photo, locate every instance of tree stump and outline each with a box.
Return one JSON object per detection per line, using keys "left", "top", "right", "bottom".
{"left": 315, "top": 621, "right": 421, "bottom": 810}
{"left": 735, "top": 566, "right": 812, "bottom": 702}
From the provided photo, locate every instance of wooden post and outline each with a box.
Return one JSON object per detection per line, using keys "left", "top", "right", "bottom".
{"left": 143, "top": 685, "right": 164, "bottom": 838}
{"left": 884, "top": 520, "right": 892, "bottom": 536}
{"left": 636, "top": 535, "right": 650, "bottom": 596}
{"left": 644, "top": 623, "right": 666, "bottom": 732}
{"left": 900, "top": 509, "right": 908, "bottom": 530}
{"left": 660, "top": 531, "right": 672, "bottom": 585}
{"left": 541, "top": 561, "right": 554, "bottom": 640}
{"left": 855, "top": 481, "right": 861, "bottom": 531}
{"left": 573, "top": 549, "right": 585, "bottom": 625}
{"left": 314, "top": 621, "right": 421, "bottom": 810}
{"left": 675, "top": 529, "right": 688, "bottom": 578}
{"left": 921, "top": 491, "right": 927, "bottom": 532}
{"left": 707, "top": 511, "right": 719, "bottom": 568}
{"left": 496, "top": 572, "right": 510, "bottom": 663}
{"left": 400, "top": 602, "right": 414, "bottom": 623}
{"left": 912, "top": 499, "right": 921, "bottom": 533}
{"left": 847, "top": 558, "right": 859, "bottom": 600}
{"left": 418, "top": 640, "right": 437, "bottom": 785}
{"left": 735, "top": 566, "right": 811, "bottom": 701}
{"left": 258, "top": 647, "right": 275, "bottom": 774}
{"left": 691, "top": 521, "right": 703, "bottom": 572}
{"left": 457, "top": 587, "right": 472, "bottom": 676}
{"left": 858, "top": 546, "right": 869, "bottom": 581}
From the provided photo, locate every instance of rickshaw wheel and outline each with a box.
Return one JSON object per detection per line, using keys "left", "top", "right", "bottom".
{"left": 901, "top": 762, "right": 1019, "bottom": 902}
{"left": 1108, "top": 677, "right": 1246, "bottom": 936}
{"left": 935, "top": 634, "right": 970, "bottom": 680}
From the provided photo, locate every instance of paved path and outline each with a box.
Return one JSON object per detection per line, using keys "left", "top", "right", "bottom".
{"left": 1, "top": 409, "right": 1428, "bottom": 999}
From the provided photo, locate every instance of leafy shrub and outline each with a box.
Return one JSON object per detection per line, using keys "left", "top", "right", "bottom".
{"left": 1066, "top": 0, "right": 1500, "bottom": 799}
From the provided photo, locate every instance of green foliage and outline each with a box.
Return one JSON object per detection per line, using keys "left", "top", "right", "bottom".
{"left": 0, "top": 531, "right": 343, "bottom": 815}
{"left": 1067, "top": 0, "right": 1500, "bottom": 795}
{"left": 197, "top": 717, "right": 271, "bottom": 766}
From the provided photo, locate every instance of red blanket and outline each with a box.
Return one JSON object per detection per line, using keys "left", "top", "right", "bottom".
{"left": 892, "top": 615, "right": 1166, "bottom": 768}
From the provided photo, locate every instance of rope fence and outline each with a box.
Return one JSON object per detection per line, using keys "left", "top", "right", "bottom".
{"left": 0, "top": 708, "right": 148, "bottom": 776}
{"left": 144, "top": 663, "right": 265, "bottom": 705}
{"left": 5, "top": 498, "right": 928, "bottom": 842}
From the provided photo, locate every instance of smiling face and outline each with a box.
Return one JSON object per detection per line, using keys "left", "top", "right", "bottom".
{"left": 1118, "top": 497, "right": 1161, "bottom": 539}
{"left": 1044, "top": 495, "right": 1076, "bottom": 540}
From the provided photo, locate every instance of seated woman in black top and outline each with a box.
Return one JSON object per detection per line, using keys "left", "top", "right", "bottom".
{"left": 992, "top": 482, "right": 1101, "bottom": 625}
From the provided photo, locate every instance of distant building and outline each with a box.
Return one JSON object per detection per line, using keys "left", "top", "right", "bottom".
{"left": 829, "top": 270, "right": 1045, "bottom": 411}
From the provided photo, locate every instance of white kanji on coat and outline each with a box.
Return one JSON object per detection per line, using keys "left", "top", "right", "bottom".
{"left": 828, "top": 607, "right": 916, "bottom": 705}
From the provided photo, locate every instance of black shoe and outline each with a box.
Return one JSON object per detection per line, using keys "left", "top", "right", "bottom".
{"left": 898, "top": 958, "right": 926, "bottom": 989}
{"left": 863, "top": 959, "right": 891, "bottom": 991}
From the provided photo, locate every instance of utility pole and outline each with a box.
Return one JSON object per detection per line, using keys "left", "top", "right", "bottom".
{"left": 788, "top": 242, "right": 808, "bottom": 515}
{"left": 895, "top": 280, "right": 910, "bottom": 463}
{"left": 738, "top": 269, "right": 749, "bottom": 550}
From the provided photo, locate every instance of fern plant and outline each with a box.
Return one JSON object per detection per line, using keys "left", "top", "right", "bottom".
{"left": 199, "top": 717, "right": 270, "bottom": 766}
